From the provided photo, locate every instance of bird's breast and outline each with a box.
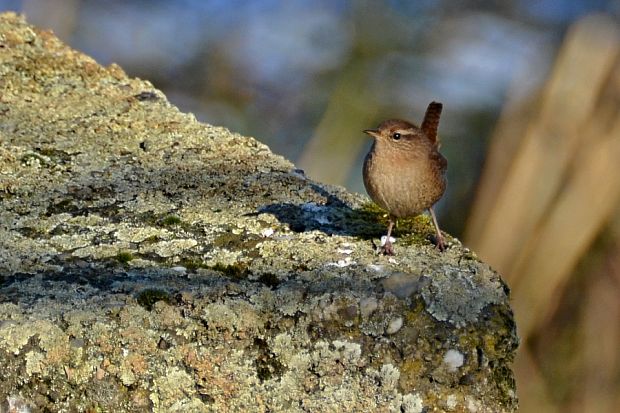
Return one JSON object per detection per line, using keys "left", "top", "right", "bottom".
{"left": 363, "top": 148, "right": 446, "bottom": 218}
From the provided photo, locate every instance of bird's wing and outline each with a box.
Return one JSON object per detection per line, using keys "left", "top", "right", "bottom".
{"left": 432, "top": 151, "right": 448, "bottom": 174}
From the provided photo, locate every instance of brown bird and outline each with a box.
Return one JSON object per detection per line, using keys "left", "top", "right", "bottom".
{"left": 363, "top": 102, "right": 447, "bottom": 255}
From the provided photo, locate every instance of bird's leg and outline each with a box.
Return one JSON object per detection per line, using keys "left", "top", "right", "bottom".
{"left": 381, "top": 216, "right": 396, "bottom": 255}
{"left": 428, "top": 207, "right": 446, "bottom": 251}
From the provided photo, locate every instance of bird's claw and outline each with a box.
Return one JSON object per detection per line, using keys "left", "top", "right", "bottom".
{"left": 433, "top": 234, "right": 446, "bottom": 252}
{"left": 380, "top": 240, "right": 395, "bottom": 256}
{"left": 371, "top": 239, "right": 395, "bottom": 255}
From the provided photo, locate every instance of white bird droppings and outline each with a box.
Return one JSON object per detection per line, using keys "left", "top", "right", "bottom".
{"left": 386, "top": 317, "right": 403, "bottom": 334}
{"left": 443, "top": 349, "right": 464, "bottom": 372}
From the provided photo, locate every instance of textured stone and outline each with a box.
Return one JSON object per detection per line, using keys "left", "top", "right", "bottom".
{"left": 0, "top": 13, "right": 518, "bottom": 413}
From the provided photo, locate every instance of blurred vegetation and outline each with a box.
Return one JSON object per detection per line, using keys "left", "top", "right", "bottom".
{"left": 467, "top": 15, "right": 620, "bottom": 412}
{"left": 2, "top": 0, "right": 620, "bottom": 411}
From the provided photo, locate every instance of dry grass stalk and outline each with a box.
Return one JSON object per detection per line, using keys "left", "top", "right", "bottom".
{"left": 464, "top": 91, "right": 542, "bottom": 245}
{"left": 466, "top": 15, "right": 620, "bottom": 278}
{"left": 581, "top": 250, "right": 620, "bottom": 413}
{"left": 297, "top": 63, "right": 377, "bottom": 185}
{"left": 511, "top": 110, "right": 620, "bottom": 337}
{"left": 465, "top": 14, "right": 620, "bottom": 412}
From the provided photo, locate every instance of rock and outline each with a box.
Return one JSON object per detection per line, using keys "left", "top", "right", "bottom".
{"left": 0, "top": 12, "right": 518, "bottom": 413}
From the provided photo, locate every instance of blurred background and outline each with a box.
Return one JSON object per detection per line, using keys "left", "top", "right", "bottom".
{"left": 1, "top": 0, "right": 619, "bottom": 411}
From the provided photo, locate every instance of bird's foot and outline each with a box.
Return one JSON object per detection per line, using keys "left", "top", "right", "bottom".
{"left": 379, "top": 235, "right": 396, "bottom": 255}
{"left": 433, "top": 233, "right": 446, "bottom": 252}
{"left": 381, "top": 241, "right": 395, "bottom": 255}
{"left": 428, "top": 207, "right": 446, "bottom": 252}
{"left": 370, "top": 238, "right": 395, "bottom": 255}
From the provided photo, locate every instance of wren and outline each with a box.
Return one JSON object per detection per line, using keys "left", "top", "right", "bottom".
{"left": 362, "top": 101, "right": 447, "bottom": 255}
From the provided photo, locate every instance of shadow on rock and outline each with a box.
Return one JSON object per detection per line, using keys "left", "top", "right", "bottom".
{"left": 257, "top": 183, "right": 386, "bottom": 239}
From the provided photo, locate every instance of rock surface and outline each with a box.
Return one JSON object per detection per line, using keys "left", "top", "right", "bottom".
{"left": 0, "top": 13, "right": 518, "bottom": 413}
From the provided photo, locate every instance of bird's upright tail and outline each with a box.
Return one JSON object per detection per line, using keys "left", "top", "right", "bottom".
{"left": 421, "top": 101, "right": 443, "bottom": 146}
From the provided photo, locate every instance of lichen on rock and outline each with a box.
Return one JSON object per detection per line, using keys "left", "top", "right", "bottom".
{"left": 0, "top": 12, "right": 518, "bottom": 412}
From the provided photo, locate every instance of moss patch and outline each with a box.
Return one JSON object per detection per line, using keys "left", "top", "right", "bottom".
{"left": 342, "top": 202, "right": 388, "bottom": 239}
{"left": 253, "top": 338, "right": 286, "bottom": 382}
{"left": 115, "top": 251, "right": 134, "bottom": 264}
{"left": 352, "top": 202, "right": 439, "bottom": 247}
{"left": 178, "top": 257, "right": 209, "bottom": 272}
{"left": 136, "top": 289, "right": 171, "bottom": 311}
{"left": 257, "top": 272, "right": 280, "bottom": 288}
{"left": 20, "top": 153, "right": 49, "bottom": 167}
{"left": 160, "top": 214, "right": 182, "bottom": 226}
{"left": 213, "top": 231, "right": 262, "bottom": 251}
{"left": 210, "top": 262, "right": 249, "bottom": 279}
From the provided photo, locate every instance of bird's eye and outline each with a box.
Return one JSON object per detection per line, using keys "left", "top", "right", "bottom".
{"left": 392, "top": 133, "right": 401, "bottom": 140}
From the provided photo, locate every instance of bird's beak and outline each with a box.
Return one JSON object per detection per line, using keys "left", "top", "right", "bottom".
{"left": 364, "top": 129, "right": 380, "bottom": 139}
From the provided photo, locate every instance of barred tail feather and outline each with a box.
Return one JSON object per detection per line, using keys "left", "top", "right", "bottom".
{"left": 421, "top": 101, "right": 443, "bottom": 145}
